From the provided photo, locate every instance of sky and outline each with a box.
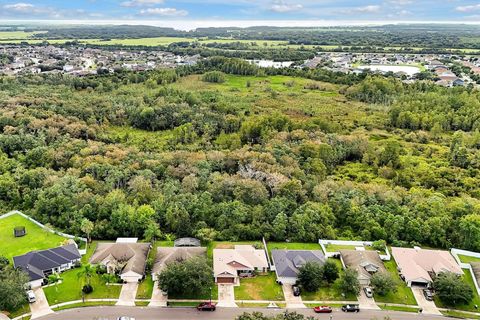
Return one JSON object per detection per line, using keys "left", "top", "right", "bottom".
{"left": 1, "top": 0, "right": 480, "bottom": 29}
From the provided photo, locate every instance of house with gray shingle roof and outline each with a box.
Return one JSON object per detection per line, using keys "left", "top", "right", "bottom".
{"left": 13, "top": 243, "right": 81, "bottom": 288}
{"left": 89, "top": 238, "right": 150, "bottom": 283}
{"left": 271, "top": 250, "right": 326, "bottom": 284}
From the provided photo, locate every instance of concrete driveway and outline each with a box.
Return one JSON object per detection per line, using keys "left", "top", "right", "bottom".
{"left": 116, "top": 282, "right": 138, "bottom": 306}
{"left": 30, "top": 287, "right": 54, "bottom": 319}
{"left": 149, "top": 281, "right": 167, "bottom": 307}
{"left": 217, "top": 284, "right": 238, "bottom": 308}
{"left": 412, "top": 287, "right": 441, "bottom": 315}
{"left": 282, "top": 284, "right": 306, "bottom": 309}
{"left": 357, "top": 287, "right": 380, "bottom": 310}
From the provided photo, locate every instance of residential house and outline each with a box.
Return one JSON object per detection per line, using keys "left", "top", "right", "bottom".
{"left": 13, "top": 243, "right": 81, "bottom": 288}
{"left": 271, "top": 250, "right": 326, "bottom": 284}
{"left": 213, "top": 245, "right": 269, "bottom": 285}
{"left": 152, "top": 246, "right": 206, "bottom": 281}
{"left": 339, "top": 249, "right": 387, "bottom": 286}
{"left": 392, "top": 247, "right": 463, "bottom": 287}
{"left": 89, "top": 238, "right": 150, "bottom": 283}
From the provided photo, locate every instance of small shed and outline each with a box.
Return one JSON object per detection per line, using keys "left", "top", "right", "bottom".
{"left": 174, "top": 237, "right": 201, "bottom": 247}
{"left": 14, "top": 226, "right": 26, "bottom": 238}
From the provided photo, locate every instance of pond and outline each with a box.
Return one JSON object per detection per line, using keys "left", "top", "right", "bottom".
{"left": 357, "top": 64, "right": 420, "bottom": 76}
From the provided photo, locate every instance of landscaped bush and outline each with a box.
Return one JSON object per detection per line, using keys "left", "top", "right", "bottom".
{"left": 82, "top": 284, "right": 93, "bottom": 294}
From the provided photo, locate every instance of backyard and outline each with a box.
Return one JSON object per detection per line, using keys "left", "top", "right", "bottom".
{"left": 0, "top": 213, "right": 68, "bottom": 261}
{"left": 458, "top": 254, "right": 480, "bottom": 264}
{"left": 234, "top": 273, "right": 284, "bottom": 301}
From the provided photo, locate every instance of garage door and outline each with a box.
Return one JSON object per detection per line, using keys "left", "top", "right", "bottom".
{"left": 217, "top": 277, "right": 235, "bottom": 284}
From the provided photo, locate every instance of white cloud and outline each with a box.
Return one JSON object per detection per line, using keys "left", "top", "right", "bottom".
{"left": 456, "top": 4, "right": 480, "bottom": 12}
{"left": 121, "top": 0, "right": 164, "bottom": 7}
{"left": 388, "top": 0, "right": 412, "bottom": 5}
{"left": 269, "top": 1, "right": 303, "bottom": 13}
{"left": 139, "top": 7, "right": 188, "bottom": 16}
{"left": 3, "top": 2, "right": 34, "bottom": 12}
{"left": 343, "top": 5, "right": 381, "bottom": 14}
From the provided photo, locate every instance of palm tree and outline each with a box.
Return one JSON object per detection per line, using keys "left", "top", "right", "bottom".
{"left": 47, "top": 273, "right": 63, "bottom": 292}
{"left": 77, "top": 264, "right": 95, "bottom": 285}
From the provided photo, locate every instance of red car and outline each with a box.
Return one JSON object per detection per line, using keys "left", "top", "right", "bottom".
{"left": 197, "top": 302, "right": 216, "bottom": 311}
{"left": 313, "top": 306, "right": 333, "bottom": 313}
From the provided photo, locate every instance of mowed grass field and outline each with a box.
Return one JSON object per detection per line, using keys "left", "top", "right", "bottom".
{"left": 0, "top": 213, "right": 67, "bottom": 261}
{"left": 0, "top": 31, "right": 46, "bottom": 40}
{"left": 234, "top": 273, "right": 284, "bottom": 301}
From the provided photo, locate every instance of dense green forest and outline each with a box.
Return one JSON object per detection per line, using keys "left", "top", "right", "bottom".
{"left": 1, "top": 57, "right": 480, "bottom": 251}
{"left": 18, "top": 24, "right": 480, "bottom": 49}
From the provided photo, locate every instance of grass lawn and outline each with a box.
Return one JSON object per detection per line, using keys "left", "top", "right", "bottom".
{"left": 234, "top": 273, "right": 284, "bottom": 301}
{"left": 4, "top": 302, "right": 30, "bottom": 318}
{"left": 324, "top": 244, "right": 357, "bottom": 252}
{"left": 301, "top": 258, "right": 357, "bottom": 302}
{"left": 378, "top": 304, "right": 419, "bottom": 313}
{"left": 0, "top": 213, "right": 68, "bottom": 261}
{"left": 168, "top": 285, "right": 218, "bottom": 300}
{"left": 266, "top": 242, "right": 321, "bottom": 257}
{"left": 136, "top": 275, "right": 154, "bottom": 299}
{"left": 374, "top": 259, "right": 417, "bottom": 305}
{"left": 168, "top": 302, "right": 199, "bottom": 307}
{"left": 434, "top": 269, "right": 480, "bottom": 313}
{"left": 458, "top": 255, "right": 480, "bottom": 264}
{"left": 441, "top": 310, "right": 480, "bottom": 319}
{"left": 206, "top": 241, "right": 259, "bottom": 261}
{"left": 52, "top": 301, "right": 116, "bottom": 311}
{"left": 135, "top": 301, "right": 150, "bottom": 306}
{"left": 43, "top": 267, "right": 122, "bottom": 305}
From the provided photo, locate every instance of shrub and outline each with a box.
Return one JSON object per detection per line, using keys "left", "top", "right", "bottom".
{"left": 82, "top": 284, "right": 93, "bottom": 294}
{"left": 202, "top": 71, "right": 226, "bottom": 83}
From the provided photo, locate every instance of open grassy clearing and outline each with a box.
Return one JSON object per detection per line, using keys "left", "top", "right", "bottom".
{"left": 0, "top": 213, "right": 68, "bottom": 261}
{"left": 234, "top": 273, "right": 284, "bottom": 301}
{"left": 374, "top": 258, "right": 417, "bottom": 305}
{"left": 103, "top": 125, "right": 173, "bottom": 152}
{"left": 0, "top": 31, "right": 45, "bottom": 40}
{"left": 434, "top": 269, "right": 480, "bottom": 313}
{"left": 458, "top": 254, "right": 480, "bottom": 264}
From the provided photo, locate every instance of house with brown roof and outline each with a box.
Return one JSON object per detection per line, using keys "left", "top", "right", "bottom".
{"left": 213, "top": 245, "right": 269, "bottom": 285}
{"left": 152, "top": 246, "right": 206, "bottom": 281}
{"left": 339, "top": 249, "right": 387, "bottom": 286}
{"left": 89, "top": 238, "right": 150, "bottom": 283}
{"left": 392, "top": 247, "right": 462, "bottom": 287}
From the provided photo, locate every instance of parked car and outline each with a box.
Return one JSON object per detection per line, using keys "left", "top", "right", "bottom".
{"left": 117, "top": 317, "right": 135, "bottom": 320}
{"left": 423, "top": 289, "right": 434, "bottom": 301}
{"left": 197, "top": 302, "right": 216, "bottom": 311}
{"left": 364, "top": 287, "right": 373, "bottom": 298}
{"left": 342, "top": 304, "right": 360, "bottom": 312}
{"left": 313, "top": 306, "right": 333, "bottom": 313}
{"left": 27, "top": 290, "right": 36, "bottom": 303}
{"left": 292, "top": 285, "right": 301, "bottom": 296}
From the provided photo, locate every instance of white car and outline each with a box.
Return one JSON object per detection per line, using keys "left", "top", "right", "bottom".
{"left": 27, "top": 290, "right": 36, "bottom": 303}
{"left": 117, "top": 317, "right": 135, "bottom": 320}
{"left": 364, "top": 287, "right": 373, "bottom": 298}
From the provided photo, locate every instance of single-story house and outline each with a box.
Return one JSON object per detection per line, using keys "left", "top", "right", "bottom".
{"left": 392, "top": 247, "right": 463, "bottom": 287}
{"left": 13, "top": 243, "right": 81, "bottom": 288}
{"left": 271, "top": 250, "right": 326, "bottom": 285}
{"left": 152, "top": 246, "right": 206, "bottom": 281}
{"left": 89, "top": 238, "right": 150, "bottom": 283}
{"left": 213, "top": 245, "right": 269, "bottom": 285}
{"left": 339, "top": 249, "right": 387, "bottom": 286}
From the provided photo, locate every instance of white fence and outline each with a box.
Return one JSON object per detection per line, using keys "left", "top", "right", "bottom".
{"left": 451, "top": 248, "right": 480, "bottom": 295}
{"left": 319, "top": 239, "right": 391, "bottom": 261}
{"left": 0, "top": 210, "right": 87, "bottom": 253}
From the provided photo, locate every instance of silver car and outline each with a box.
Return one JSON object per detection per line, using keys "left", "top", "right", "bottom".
{"left": 364, "top": 287, "right": 373, "bottom": 298}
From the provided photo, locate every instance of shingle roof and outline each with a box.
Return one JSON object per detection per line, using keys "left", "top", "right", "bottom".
{"left": 89, "top": 242, "right": 150, "bottom": 276}
{"left": 213, "top": 245, "right": 268, "bottom": 278}
{"left": 152, "top": 247, "right": 206, "bottom": 274}
{"left": 271, "top": 250, "right": 325, "bottom": 279}
{"left": 392, "top": 247, "right": 463, "bottom": 284}
{"left": 13, "top": 244, "right": 81, "bottom": 281}
{"left": 340, "top": 249, "right": 386, "bottom": 280}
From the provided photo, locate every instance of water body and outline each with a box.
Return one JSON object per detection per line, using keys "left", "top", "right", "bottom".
{"left": 357, "top": 65, "right": 421, "bottom": 76}
{"left": 248, "top": 60, "right": 294, "bottom": 68}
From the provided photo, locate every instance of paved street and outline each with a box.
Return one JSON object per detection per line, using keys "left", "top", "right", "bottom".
{"left": 35, "top": 306, "right": 450, "bottom": 320}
